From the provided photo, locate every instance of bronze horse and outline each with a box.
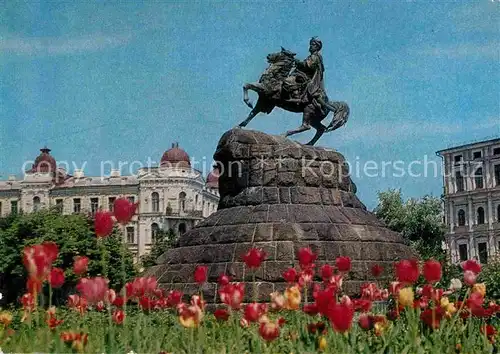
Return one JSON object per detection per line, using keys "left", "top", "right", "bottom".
{"left": 237, "top": 48, "right": 349, "bottom": 146}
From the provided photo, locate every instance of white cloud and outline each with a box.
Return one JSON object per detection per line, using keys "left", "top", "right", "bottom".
{"left": 0, "top": 33, "right": 132, "bottom": 56}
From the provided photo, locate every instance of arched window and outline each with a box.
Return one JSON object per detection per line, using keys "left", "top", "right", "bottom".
{"left": 179, "top": 192, "right": 186, "bottom": 212}
{"left": 475, "top": 167, "right": 484, "bottom": 189}
{"left": 178, "top": 223, "right": 186, "bottom": 235}
{"left": 497, "top": 204, "right": 500, "bottom": 222}
{"left": 195, "top": 195, "right": 198, "bottom": 208}
{"left": 151, "top": 223, "right": 159, "bottom": 241}
{"left": 457, "top": 209, "right": 466, "bottom": 226}
{"left": 152, "top": 192, "right": 159, "bottom": 212}
{"left": 477, "top": 207, "right": 485, "bottom": 225}
{"left": 33, "top": 196, "right": 40, "bottom": 211}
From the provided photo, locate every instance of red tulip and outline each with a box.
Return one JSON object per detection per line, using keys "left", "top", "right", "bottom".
{"left": 94, "top": 211, "right": 114, "bottom": 237}
{"left": 320, "top": 264, "right": 334, "bottom": 281}
{"left": 49, "top": 268, "right": 65, "bottom": 288}
{"left": 194, "top": 266, "right": 208, "bottom": 284}
{"left": 395, "top": 259, "right": 419, "bottom": 284}
{"left": 219, "top": 283, "right": 245, "bottom": 310}
{"left": 112, "top": 309, "right": 125, "bottom": 325}
{"left": 464, "top": 270, "right": 477, "bottom": 286}
{"left": 244, "top": 303, "right": 267, "bottom": 322}
{"left": 335, "top": 256, "right": 351, "bottom": 272}
{"left": 217, "top": 274, "right": 230, "bottom": 286}
{"left": 371, "top": 264, "right": 383, "bottom": 277}
{"left": 242, "top": 248, "right": 267, "bottom": 269}
{"left": 259, "top": 320, "right": 280, "bottom": 341}
{"left": 422, "top": 259, "right": 442, "bottom": 283}
{"left": 282, "top": 268, "right": 297, "bottom": 283}
{"left": 23, "top": 242, "right": 59, "bottom": 282}
{"left": 214, "top": 308, "right": 230, "bottom": 321}
{"left": 461, "top": 259, "right": 481, "bottom": 274}
{"left": 113, "top": 198, "right": 137, "bottom": 225}
{"left": 73, "top": 256, "right": 89, "bottom": 276}
{"left": 420, "top": 307, "right": 443, "bottom": 329}
{"left": 297, "top": 247, "right": 317, "bottom": 269}
{"left": 166, "top": 290, "right": 183, "bottom": 308}
{"left": 328, "top": 303, "right": 354, "bottom": 333}
{"left": 76, "top": 277, "right": 109, "bottom": 304}
{"left": 126, "top": 277, "right": 158, "bottom": 298}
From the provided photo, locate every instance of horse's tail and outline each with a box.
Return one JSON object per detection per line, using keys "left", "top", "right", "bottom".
{"left": 325, "top": 101, "right": 349, "bottom": 132}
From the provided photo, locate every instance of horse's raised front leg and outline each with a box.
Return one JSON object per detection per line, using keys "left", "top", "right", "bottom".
{"left": 243, "top": 82, "right": 264, "bottom": 109}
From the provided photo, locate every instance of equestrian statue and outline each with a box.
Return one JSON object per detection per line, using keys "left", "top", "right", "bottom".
{"left": 236, "top": 37, "right": 349, "bottom": 146}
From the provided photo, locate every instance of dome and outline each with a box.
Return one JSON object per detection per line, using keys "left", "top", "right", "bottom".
{"left": 160, "top": 143, "right": 191, "bottom": 168}
{"left": 31, "top": 147, "right": 57, "bottom": 173}
{"left": 206, "top": 166, "right": 219, "bottom": 188}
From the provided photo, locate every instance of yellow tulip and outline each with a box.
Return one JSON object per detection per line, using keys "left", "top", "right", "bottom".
{"left": 398, "top": 287, "right": 414, "bottom": 307}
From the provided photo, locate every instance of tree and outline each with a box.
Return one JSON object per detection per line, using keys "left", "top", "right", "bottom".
{"left": 0, "top": 209, "right": 137, "bottom": 305}
{"left": 373, "top": 189, "right": 446, "bottom": 260}
{"left": 140, "top": 228, "right": 177, "bottom": 268}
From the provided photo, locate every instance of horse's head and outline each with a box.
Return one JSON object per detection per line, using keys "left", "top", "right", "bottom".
{"left": 266, "top": 47, "right": 296, "bottom": 64}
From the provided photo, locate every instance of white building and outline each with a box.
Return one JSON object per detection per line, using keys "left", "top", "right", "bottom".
{"left": 0, "top": 144, "right": 220, "bottom": 260}
{"left": 436, "top": 138, "right": 500, "bottom": 264}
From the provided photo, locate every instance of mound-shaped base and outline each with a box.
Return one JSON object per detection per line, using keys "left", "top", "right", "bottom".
{"left": 146, "top": 129, "right": 415, "bottom": 302}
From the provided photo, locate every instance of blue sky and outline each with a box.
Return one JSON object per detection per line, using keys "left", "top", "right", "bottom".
{"left": 1, "top": 1, "right": 498, "bottom": 209}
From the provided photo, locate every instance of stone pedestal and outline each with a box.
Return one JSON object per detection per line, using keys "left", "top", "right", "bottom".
{"left": 146, "top": 129, "right": 415, "bottom": 302}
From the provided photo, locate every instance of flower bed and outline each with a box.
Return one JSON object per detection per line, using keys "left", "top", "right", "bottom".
{"left": 0, "top": 200, "right": 498, "bottom": 352}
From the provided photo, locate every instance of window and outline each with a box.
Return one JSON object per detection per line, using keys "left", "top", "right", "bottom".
{"left": 151, "top": 223, "right": 159, "bottom": 241}
{"left": 179, "top": 192, "right": 186, "bottom": 212}
{"left": 73, "top": 198, "right": 81, "bottom": 213}
{"left": 493, "top": 147, "right": 500, "bottom": 155}
{"left": 33, "top": 196, "right": 40, "bottom": 211}
{"left": 458, "top": 244, "right": 468, "bottom": 261}
{"left": 457, "top": 209, "right": 466, "bottom": 226}
{"left": 11, "top": 200, "right": 18, "bottom": 214}
{"left": 455, "top": 171, "right": 464, "bottom": 192}
{"left": 108, "top": 197, "right": 116, "bottom": 211}
{"left": 497, "top": 205, "right": 500, "bottom": 222}
{"left": 178, "top": 223, "right": 186, "bottom": 235}
{"left": 55, "top": 199, "right": 63, "bottom": 213}
{"left": 152, "top": 192, "right": 159, "bottom": 212}
{"left": 454, "top": 155, "right": 462, "bottom": 163}
{"left": 473, "top": 151, "right": 482, "bottom": 159}
{"left": 126, "top": 227, "right": 135, "bottom": 243}
{"left": 127, "top": 196, "right": 135, "bottom": 204}
{"left": 478, "top": 242, "right": 488, "bottom": 264}
{"left": 495, "top": 165, "right": 500, "bottom": 186}
{"left": 474, "top": 167, "right": 483, "bottom": 189}
{"left": 477, "top": 207, "right": 485, "bottom": 224}
{"left": 90, "top": 198, "right": 99, "bottom": 215}
{"left": 195, "top": 195, "right": 198, "bottom": 207}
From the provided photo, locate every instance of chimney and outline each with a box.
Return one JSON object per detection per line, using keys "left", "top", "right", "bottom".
{"left": 172, "top": 143, "right": 175, "bottom": 148}
{"left": 110, "top": 169, "right": 121, "bottom": 177}
{"left": 8, "top": 175, "right": 16, "bottom": 181}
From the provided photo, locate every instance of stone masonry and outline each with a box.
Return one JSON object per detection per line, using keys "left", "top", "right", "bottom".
{"left": 145, "top": 129, "right": 415, "bottom": 303}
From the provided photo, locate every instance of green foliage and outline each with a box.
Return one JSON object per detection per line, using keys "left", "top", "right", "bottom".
{"left": 140, "top": 228, "right": 177, "bottom": 268}
{"left": 373, "top": 189, "right": 446, "bottom": 261}
{"left": 0, "top": 307, "right": 496, "bottom": 353}
{"left": 0, "top": 209, "right": 137, "bottom": 305}
{"left": 478, "top": 253, "right": 500, "bottom": 300}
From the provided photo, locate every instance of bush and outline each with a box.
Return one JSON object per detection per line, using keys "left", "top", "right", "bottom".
{"left": 0, "top": 209, "right": 137, "bottom": 306}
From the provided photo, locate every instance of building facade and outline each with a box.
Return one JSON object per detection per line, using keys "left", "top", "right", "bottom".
{"left": 437, "top": 138, "right": 500, "bottom": 264}
{"left": 0, "top": 144, "right": 220, "bottom": 260}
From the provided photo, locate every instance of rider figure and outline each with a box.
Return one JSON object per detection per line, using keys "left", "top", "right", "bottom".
{"left": 285, "top": 37, "right": 327, "bottom": 115}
